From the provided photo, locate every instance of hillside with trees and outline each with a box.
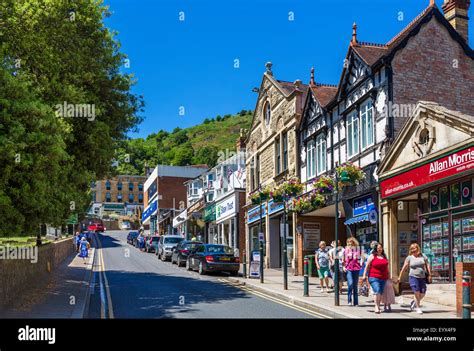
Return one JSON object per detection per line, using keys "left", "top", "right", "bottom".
{"left": 115, "top": 110, "right": 253, "bottom": 175}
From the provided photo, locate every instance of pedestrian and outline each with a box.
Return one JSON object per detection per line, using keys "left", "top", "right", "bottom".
{"left": 315, "top": 241, "right": 331, "bottom": 293}
{"left": 362, "top": 243, "right": 389, "bottom": 314}
{"left": 74, "top": 232, "right": 81, "bottom": 252}
{"left": 138, "top": 234, "right": 145, "bottom": 251}
{"left": 329, "top": 240, "right": 344, "bottom": 292}
{"left": 396, "top": 243, "right": 432, "bottom": 314}
{"left": 78, "top": 237, "right": 90, "bottom": 263}
{"left": 343, "top": 237, "right": 363, "bottom": 306}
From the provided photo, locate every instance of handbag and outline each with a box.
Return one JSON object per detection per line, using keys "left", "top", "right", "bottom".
{"left": 423, "top": 256, "right": 432, "bottom": 284}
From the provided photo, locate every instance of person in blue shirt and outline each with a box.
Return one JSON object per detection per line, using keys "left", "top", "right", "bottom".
{"left": 78, "top": 237, "right": 90, "bottom": 263}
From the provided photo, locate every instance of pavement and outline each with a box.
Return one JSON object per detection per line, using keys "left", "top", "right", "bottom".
{"left": 86, "top": 230, "right": 322, "bottom": 318}
{"left": 0, "top": 243, "right": 95, "bottom": 318}
{"left": 226, "top": 268, "right": 459, "bottom": 319}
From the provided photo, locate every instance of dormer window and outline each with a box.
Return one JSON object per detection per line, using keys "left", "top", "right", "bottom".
{"left": 264, "top": 102, "right": 271, "bottom": 126}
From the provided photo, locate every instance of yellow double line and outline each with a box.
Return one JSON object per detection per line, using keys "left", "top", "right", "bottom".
{"left": 95, "top": 234, "right": 114, "bottom": 319}
{"left": 217, "top": 278, "right": 331, "bottom": 319}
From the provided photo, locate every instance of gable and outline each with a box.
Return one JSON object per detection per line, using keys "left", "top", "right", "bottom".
{"left": 379, "top": 102, "right": 474, "bottom": 178}
{"left": 338, "top": 48, "right": 372, "bottom": 99}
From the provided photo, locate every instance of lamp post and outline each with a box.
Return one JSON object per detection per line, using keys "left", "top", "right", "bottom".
{"left": 259, "top": 193, "right": 264, "bottom": 284}
{"left": 282, "top": 198, "right": 288, "bottom": 290}
{"left": 334, "top": 164, "right": 350, "bottom": 306}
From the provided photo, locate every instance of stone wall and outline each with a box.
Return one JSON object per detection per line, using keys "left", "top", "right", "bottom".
{"left": 0, "top": 237, "right": 74, "bottom": 310}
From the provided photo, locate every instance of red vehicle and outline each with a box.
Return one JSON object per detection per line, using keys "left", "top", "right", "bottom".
{"left": 88, "top": 222, "right": 105, "bottom": 232}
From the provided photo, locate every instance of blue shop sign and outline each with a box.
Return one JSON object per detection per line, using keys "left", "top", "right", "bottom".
{"left": 248, "top": 204, "right": 266, "bottom": 224}
{"left": 142, "top": 199, "right": 158, "bottom": 222}
{"left": 268, "top": 200, "right": 284, "bottom": 215}
{"left": 353, "top": 196, "right": 375, "bottom": 216}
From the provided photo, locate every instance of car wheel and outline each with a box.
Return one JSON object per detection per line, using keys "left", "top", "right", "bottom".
{"left": 186, "top": 259, "right": 192, "bottom": 271}
{"left": 198, "top": 262, "right": 206, "bottom": 275}
{"left": 161, "top": 252, "right": 166, "bottom": 262}
{"left": 177, "top": 257, "right": 181, "bottom": 267}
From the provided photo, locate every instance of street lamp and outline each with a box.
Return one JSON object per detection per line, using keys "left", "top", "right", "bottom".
{"left": 259, "top": 187, "right": 265, "bottom": 284}
{"left": 282, "top": 195, "right": 289, "bottom": 290}
{"left": 334, "top": 165, "right": 350, "bottom": 306}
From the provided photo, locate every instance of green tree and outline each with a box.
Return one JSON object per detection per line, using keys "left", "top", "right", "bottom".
{"left": 172, "top": 145, "right": 194, "bottom": 166}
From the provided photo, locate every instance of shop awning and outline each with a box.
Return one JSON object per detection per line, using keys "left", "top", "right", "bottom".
{"left": 344, "top": 214, "right": 369, "bottom": 225}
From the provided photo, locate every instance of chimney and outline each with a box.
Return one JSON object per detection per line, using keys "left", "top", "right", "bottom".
{"left": 442, "top": 0, "right": 470, "bottom": 42}
{"left": 236, "top": 129, "right": 247, "bottom": 153}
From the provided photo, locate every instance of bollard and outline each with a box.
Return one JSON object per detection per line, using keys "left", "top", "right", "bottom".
{"left": 243, "top": 250, "right": 247, "bottom": 279}
{"left": 462, "top": 271, "right": 471, "bottom": 319}
{"left": 304, "top": 256, "right": 309, "bottom": 297}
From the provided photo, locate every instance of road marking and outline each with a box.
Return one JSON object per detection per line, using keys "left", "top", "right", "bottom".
{"left": 94, "top": 233, "right": 115, "bottom": 319}
{"left": 217, "top": 278, "right": 330, "bottom": 319}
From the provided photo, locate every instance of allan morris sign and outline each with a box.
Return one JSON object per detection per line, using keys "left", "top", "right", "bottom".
{"left": 381, "top": 146, "right": 474, "bottom": 199}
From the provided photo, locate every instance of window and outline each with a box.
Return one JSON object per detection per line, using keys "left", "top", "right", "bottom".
{"left": 117, "top": 193, "right": 123, "bottom": 202}
{"left": 138, "top": 193, "right": 143, "bottom": 203}
{"left": 138, "top": 183, "right": 143, "bottom": 191}
{"left": 282, "top": 132, "right": 288, "bottom": 171}
{"left": 117, "top": 182, "right": 122, "bottom": 191}
{"left": 256, "top": 154, "right": 260, "bottom": 188}
{"left": 128, "top": 194, "right": 134, "bottom": 203}
{"left": 316, "top": 134, "right": 326, "bottom": 175}
{"left": 91, "top": 192, "right": 96, "bottom": 202}
{"left": 250, "top": 158, "right": 256, "bottom": 191}
{"left": 419, "top": 128, "right": 430, "bottom": 145}
{"left": 105, "top": 180, "right": 111, "bottom": 191}
{"left": 347, "top": 112, "right": 359, "bottom": 158}
{"left": 129, "top": 182, "right": 134, "bottom": 191}
{"left": 360, "top": 100, "right": 374, "bottom": 149}
{"left": 106, "top": 192, "right": 111, "bottom": 202}
{"left": 275, "top": 137, "right": 281, "bottom": 174}
{"left": 264, "top": 102, "right": 271, "bottom": 126}
{"left": 306, "top": 140, "right": 316, "bottom": 179}
{"left": 91, "top": 181, "right": 96, "bottom": 188}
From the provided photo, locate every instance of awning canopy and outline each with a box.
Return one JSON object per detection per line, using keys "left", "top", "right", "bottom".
{"left": 344, "top": 214, "right": 369, "bottom": 225}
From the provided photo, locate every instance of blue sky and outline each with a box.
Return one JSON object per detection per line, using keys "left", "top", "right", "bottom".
{"left": 104, "top": 0, "right": 473, "bottom": 138}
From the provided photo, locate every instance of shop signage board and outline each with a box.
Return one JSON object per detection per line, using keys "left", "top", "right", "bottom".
{"left": 268, "top": 200, "right": 284, "bottom": 215}
{"left": 203, "top": 204, "right": 216, "bottom": 222}
{"left": 216, "top": 195, "right": 237, "bottom": 223}
{"left": 303, "top": 223, "right": 320, "bottom": 250}
{"left": 142, "top": 199, "right": 157, "bottom": 222}
{"left": 248, "top": 204, "right": 266, "bottom": 224}
{"left": 249, "top": 261, "right": 260, "bottom": 278}
{"left": 381, "top": 146, "right": 474, "bottom": 199}
{"left": 353, "top": 196, "right": 375, "bottom": 216}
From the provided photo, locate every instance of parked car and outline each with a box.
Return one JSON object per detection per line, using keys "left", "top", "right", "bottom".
{"left": 145, "top": 236, "right": 160, "bottom": 253}
{"left": 186, "top": 244, "right": 240, "bottom": 276}
{"left": 127, "top": 231, "right": 139, "bottom": 245}
{"left": 121, "top": 221, "right": 131, "bottom": 230}
{"left": 88, "top": 222, "right": 105, "bottom": 232}
{"left": 157, "top": 235, "right": 184, "bottom": 261}
{"left": 171, "top": 240, "right": 203, "bottom": 266}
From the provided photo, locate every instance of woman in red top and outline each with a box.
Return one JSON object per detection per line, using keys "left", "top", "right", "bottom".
{"left": 362, "top": 243, "right": 389, "bottom": 314}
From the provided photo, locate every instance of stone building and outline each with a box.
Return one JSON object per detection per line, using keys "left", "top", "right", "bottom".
{"left": 245, "top": 62, "right": 308, "bottom": 270}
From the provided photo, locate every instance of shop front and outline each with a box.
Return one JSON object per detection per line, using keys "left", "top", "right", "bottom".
{"left": 247, "top": 203, "right": 267, "bottom": 258}
{"left": 203, "top": 203, "right": 216, "bottom": 244}
{"left": 344, "top": 194, "right": 379, "bottom": 253}
{"left": 142, "top": 198, "right": 158, "bottom": 233}
{"left": 216, "top": 194, "right": 240, "bottom": 254}
{"left": 378, "top": 102, "right": 474, "bottom": 284}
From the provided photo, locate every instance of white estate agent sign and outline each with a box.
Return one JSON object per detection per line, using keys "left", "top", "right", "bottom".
{"left": 216, "top": 195, "right": 237, "bottom": 223}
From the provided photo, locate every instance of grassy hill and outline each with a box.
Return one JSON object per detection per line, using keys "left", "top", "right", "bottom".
{"left": 115, "top": 110, "right": 253, "bottom": 175}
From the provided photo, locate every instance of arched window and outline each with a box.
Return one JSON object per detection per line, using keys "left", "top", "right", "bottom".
{"left": 419, "top": 128, "right": 429, "bottom": 145}
{"left": 129, "top": 182, "right": 134, "bottom": 191}
{"left": 117, "top": 182, "right": 122, "bottom": 191}
{"left": 264, "top": 102, "right": 271, "bottom": 126}
{"left": 105, "top": 180, "right": 111, "bottom": 191}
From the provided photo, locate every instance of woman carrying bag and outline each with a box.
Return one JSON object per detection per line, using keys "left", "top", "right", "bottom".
{"left": 396, "top": 243, "right": 432, "bottom": 314}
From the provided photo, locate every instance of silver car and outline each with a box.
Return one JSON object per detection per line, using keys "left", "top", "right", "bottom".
{"left": 157, "top": 235, "right": 184, "bottom": 261}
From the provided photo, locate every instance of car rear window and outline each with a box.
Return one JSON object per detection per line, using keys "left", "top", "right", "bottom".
{"left": 164, "top": 237, "right": 182, "bottom": 244}
{"left": 206, "top": 245, "right": 233, "bottom": 254}
{"left": 185, "top": 242, "right": 202, "bottom": 250}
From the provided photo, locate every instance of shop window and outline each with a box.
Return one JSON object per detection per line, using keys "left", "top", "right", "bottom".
{"left": 440, "top": 186, "right": 448, "bottom": 210}
{"left": 409, "top": 201, "right": 418, "bottom": 222}
{"left": 461, "top": 181, "right": 472, "bottom": 205}
{"left": 430, "top": 190, "right": 439, "bottom": 212}
{"left": 421, "top": 192, "right": 429, "bottom": 214}
{"left": 451, "top": 183, "right": 461, "bottom": 207}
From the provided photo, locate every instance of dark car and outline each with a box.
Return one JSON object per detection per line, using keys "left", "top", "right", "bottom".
{"left": 127, "top": 231, "right": 139, "bottom": 245}
{"left": 145, "top": 236, "right": 160, "bottom": 253}
{"left": 157, "top": 235, "right": 184, "bottom": 261}
{"left": 186, "top": 244, "right": 240, "bottom": 276}
{"left": 171, "top": 240, "right": 203, "bottom": 266}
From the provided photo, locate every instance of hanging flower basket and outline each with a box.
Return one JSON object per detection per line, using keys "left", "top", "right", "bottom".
{"left": 312, "top": 175, "right": 335, "bottom": 195}
{"left": 290, "top": 192, "right": 326, "bottom": 214}
{"left": 270, "top": 188, "right": 284, "bottom": 203}
{"left": 336, "top": 162, "right": 365, "bottom": 186}
{"left": 250, "top": 187, "right": 270, "bottom": 205}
